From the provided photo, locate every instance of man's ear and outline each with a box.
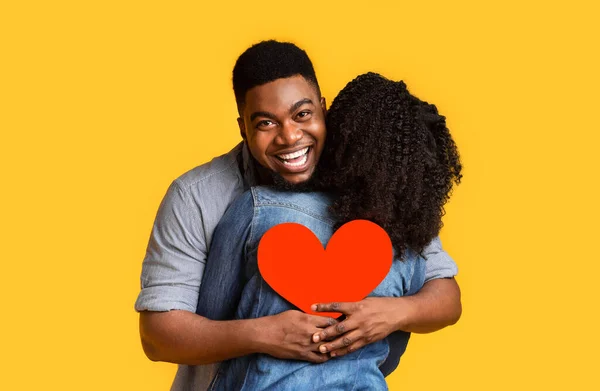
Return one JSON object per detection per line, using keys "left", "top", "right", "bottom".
{"left": 320, "top": 96, "right": 327, "bottom": 117}
{"left": 237, "top": 117, "right": 247, "bottom": 141}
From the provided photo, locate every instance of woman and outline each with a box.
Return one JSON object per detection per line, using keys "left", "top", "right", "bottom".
{"left": 197, "top": 72, "right": 462, "bottom": 390}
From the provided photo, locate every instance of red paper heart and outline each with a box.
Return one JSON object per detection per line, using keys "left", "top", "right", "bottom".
{"left": 257, "top": 220, "right": 393, "bottom": 318}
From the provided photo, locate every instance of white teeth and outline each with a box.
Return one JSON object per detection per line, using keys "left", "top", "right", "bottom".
{"left": 277, "top": 147, "right": 309, "bottom": 160}
{"left": 282, "top": 153, "right": 308, "bottom": 167}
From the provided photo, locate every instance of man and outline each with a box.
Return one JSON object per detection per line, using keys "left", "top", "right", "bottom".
{"left": 135, "top": 40, "right": 462, "bottom": 390}
{"left": 194, "top": 72, "right": 463, "bottom": 390}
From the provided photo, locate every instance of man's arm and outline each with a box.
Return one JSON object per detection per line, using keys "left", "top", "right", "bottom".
{"left": 311, "top": 238, "right": 461, "bottom": 356}
{"left": 136, "top": 185, "right": 333, "bottom": 364}
{"left": 394, "top": 236, "right": 462, "bottom": 333}
{"left": 389, "top": 276, "right": 461, "bottom": 333}
{"left": 140, "top": 309, "right": 334, "bottom": 365}
{"left": 140, "top": 310, "right": 261, "bottom": 365}
{"left": 309, "top": 278, "right": 461, "bottom": 356}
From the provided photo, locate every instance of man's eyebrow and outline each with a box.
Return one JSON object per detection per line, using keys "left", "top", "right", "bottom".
{"left": 250, "top": 111, "right": 277, "bottom": 122}
{"left": 289, "top": 98, "right": 314, "bottom": 115}
{"left": 249, "top": 98, "right": 314, "bottom": 122}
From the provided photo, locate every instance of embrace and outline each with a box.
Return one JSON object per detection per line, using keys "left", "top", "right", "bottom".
{"left": 135, "top": 40, "right": 463, "bottom": 390}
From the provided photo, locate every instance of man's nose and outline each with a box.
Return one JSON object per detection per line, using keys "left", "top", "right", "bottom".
{"left": 276, "top": 122, "right": 303, "bottom": 145}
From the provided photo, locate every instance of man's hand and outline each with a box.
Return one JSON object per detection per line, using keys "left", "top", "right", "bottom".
{"left": 258, "top": 310, "right": 338, "bottom": 363}
{"left": 311, "top": 278, "right": 462, "bottom": 358}
{"left": 310, "top": 298, "right": 397, "bottom": 358}
{"left": 140, "top": 309, "right": 338, "bottom": 366}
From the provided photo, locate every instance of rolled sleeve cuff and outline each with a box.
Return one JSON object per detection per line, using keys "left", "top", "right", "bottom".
{"left": 134, "top": 285, "right": 199, "bottom": 313}
{"left": 424, "top": 253, "right": 459, "bottom": 283}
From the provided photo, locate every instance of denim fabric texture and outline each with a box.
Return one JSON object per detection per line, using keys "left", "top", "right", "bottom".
{"left": 135, "top": 143, "right": 457, "bottom": 390}
{"left": 197, "top": 187, "right": 428, "bottom": 390}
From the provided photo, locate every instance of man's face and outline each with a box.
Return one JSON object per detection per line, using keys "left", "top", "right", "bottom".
{"left": 238, "top": 75, "right": 326, "bottom": 185}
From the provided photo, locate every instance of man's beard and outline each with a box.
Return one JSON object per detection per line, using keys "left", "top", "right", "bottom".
{"left": 251, "top": 156, "right": 323, "bottom": 192}
{"left": 269, "top": 168, "right": 320, "bottom": 193}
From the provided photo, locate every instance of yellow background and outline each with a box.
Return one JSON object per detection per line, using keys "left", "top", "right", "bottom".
{"left": 1, "top": 1, "right": 599, "bottom": 390}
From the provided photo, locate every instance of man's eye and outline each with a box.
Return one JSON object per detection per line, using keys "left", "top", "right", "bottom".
{"left": 296, "top": 111, "right": 311, "bottom": 120}
{"left": 257, "top": 120, "right": 274, "bottom": 128}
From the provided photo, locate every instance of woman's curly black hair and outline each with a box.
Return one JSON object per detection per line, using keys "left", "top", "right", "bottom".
{"left": 316, "top": 72, "right": 462, "bottom": 258}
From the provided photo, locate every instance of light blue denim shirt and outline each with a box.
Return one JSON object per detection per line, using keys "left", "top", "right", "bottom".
{"left": 135, "top": 142, "right": 458, "bottom": 391}
{"left": 197, "top": 187, "right": 428, "bottom": 390}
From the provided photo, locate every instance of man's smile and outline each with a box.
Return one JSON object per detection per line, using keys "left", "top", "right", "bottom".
{"left": 271, "top": 146, "right": 313, "bottom": 173}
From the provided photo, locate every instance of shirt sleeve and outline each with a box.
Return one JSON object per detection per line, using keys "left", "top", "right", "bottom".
{"left": 422, "top": 236, "right": 458, "bottom": 283}
{"left": 134, "top": 180, "right": 207, "bottom": 313}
